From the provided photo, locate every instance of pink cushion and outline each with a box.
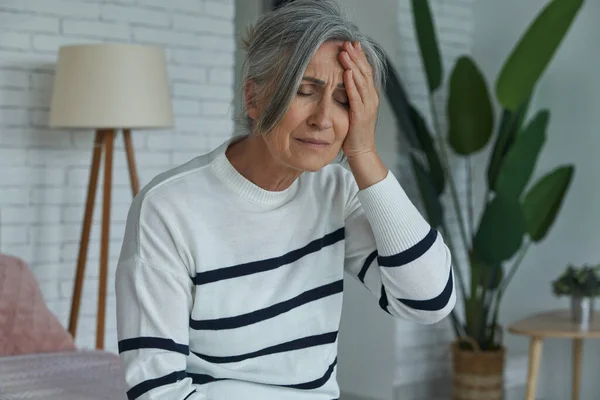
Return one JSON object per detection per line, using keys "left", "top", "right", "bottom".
{"left": 0, "top": 253, "right": 76, "bottom": 355}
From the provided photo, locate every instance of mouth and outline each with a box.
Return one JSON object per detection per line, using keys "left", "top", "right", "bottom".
{"left": 295, "top": 138, "right": 330, "bottom": 147}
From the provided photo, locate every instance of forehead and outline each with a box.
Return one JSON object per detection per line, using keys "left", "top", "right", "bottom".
{"left": 303, "top": 41, "right": 345, "bottom": 76}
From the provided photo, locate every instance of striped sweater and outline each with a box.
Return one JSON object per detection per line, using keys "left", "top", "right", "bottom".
{"left": 115, "top": 135, "right": 456, "bottom": 400}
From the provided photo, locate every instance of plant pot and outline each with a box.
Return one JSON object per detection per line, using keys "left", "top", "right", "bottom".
{"left": 451, "top": 337, "right": 505, "bottom": 400}
{"left": 570, "top": 296, "right": 595, "bottom": 329}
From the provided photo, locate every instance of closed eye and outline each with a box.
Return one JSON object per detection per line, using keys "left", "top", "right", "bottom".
{"left": 297, "top": 86, "right": 349, "bottom": 108}
{"left": 336, "top": 98, "right": 349, "bottom": 107}
{"left": 334, "top": 93, "right": 349, "bottom": 108}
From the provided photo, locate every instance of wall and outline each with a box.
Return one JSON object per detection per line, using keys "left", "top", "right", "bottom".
{"left": 392, "top": 1, "right": 475, "bottom": 397}
{"left": 0, "top": 0, "right": 235, "bottom": 352}
{"left": 337, "top": 1, "right": 531, "bottom": 399}
{"left": 335, "top": 1, "right": 475, "bottom": 399}
{"left": 472, "top": 0, "right": 600, "bottom": 399}
{"left": 233, "top": 0, "right": 267, "bottom": 135}
{"left": 333, "top": 3, "right": 398, "bottom": 398}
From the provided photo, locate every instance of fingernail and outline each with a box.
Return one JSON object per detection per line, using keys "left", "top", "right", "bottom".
{"left": 358, "top": 42, "right": 362, "bottom": 50}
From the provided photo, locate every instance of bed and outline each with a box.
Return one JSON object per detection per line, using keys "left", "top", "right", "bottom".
{"left": 0, "top": 350, "right": 127, "bottom": 399}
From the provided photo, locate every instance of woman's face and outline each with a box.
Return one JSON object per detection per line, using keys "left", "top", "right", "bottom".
{"left": 251, "top": 41, "right": 350, "bottom": 172}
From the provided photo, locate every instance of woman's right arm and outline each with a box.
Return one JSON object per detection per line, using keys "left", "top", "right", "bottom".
{"left": 115, "top": 193, "right": 205, "bottom": 400}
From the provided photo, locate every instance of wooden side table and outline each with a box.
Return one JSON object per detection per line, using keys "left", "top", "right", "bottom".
{"left": 508, "top": 310, "right": 600, "bottom": 400}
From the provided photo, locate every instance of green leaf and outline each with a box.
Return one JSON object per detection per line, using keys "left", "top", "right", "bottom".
{"left": 383, "top": 54, "right": 421, "bottom": 149}
{"left": 408, "top": 105, "right": 445, "bottom": 195}
{"left": 522, "top": 165, "right": 574, "bottom": 241}
{"left": 495, "top": 0, "right": 584, "bottom": 110}
{"left": 473, "top": 194, "right": 525, "bottom": 265}
{"left": 410, "top": 155, "right": 443, "bottom": 228}
{"left": 411, "top": 0, "right": 442, "bottom": 92}
{"left": 495, "top": 110, "right": 549, "bottom": 199}
{"left": 487, "top": 97, "right": 531, "bottom": 191}
{"left": 447, "top": 56, "right": 495, "bottom": 155}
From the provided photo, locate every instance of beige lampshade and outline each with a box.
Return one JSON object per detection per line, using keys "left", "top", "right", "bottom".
{"left": 49, "top": 43, "right": 173, "bottom": 129}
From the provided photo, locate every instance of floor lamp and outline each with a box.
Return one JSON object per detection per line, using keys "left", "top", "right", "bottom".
{"left": 48, "top": 43, "right": 174, "bottom": 349}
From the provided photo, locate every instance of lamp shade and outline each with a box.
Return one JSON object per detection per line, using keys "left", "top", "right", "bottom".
{"left": 49, "top": 43, "right": 174, "bottom": 129}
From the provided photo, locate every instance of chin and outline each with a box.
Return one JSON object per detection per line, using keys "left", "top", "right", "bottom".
{"left": 290, "top": 154, "right": 336, "bottom": 172}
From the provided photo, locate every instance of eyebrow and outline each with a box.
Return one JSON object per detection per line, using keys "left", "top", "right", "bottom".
{"left": 302, "top": 76, "right": 345, "bottom": 89}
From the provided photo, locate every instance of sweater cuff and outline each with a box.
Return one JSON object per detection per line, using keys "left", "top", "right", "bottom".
{"left": 356, "top": 170, "right": 431, "bottom": 256}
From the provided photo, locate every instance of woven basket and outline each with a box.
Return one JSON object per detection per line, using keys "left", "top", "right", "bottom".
{"left": 451, "top": 337, "right": 505, "bottom": 400}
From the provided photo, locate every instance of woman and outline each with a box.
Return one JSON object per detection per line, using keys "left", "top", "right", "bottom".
{"left": 115, "top": 0, "right": 455, "bottom": 399}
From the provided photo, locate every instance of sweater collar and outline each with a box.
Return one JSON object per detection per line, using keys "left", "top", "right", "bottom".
{"left": 210, "top": 135, "right": 300, "bottom": 208}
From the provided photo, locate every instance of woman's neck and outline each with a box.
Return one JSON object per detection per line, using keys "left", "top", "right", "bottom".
{"left": 225, "top": 134, "right": 302, "bottom": 192}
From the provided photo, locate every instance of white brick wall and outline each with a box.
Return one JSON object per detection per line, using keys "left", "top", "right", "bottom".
{"left": 0, "top": 0, "right": 235, "bottom": 353}
{"left": 393, "top": 0, "right": 475, "bottom": 374}
{"left": 392, "top": 1, "right": 527, "bottom": 398}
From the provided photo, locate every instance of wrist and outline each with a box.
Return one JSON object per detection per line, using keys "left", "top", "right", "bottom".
{"left": 347, "top": 150, "right": 388, "bottom": 190}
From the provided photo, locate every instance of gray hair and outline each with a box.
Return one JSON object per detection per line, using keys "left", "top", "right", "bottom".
{"left": 238, "top": 0, "right": 387, "bottom": 136}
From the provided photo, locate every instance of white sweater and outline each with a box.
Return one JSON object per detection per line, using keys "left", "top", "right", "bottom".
{"left": 115, "top": 135, "right": 455, "bottom": 400}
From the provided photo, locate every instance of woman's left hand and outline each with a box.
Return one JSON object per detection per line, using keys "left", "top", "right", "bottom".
{"left": 339, "top": 40, "right": 379, "bottom": 159}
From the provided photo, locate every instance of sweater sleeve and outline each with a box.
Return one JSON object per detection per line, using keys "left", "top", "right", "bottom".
{"left": 343, "top": 170, "right": 456, "bottom": 324}
{"left": 115, "top": 194, "right": 206, "bottom": 400}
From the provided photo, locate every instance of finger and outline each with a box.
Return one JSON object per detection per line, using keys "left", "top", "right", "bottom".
{"left": 339, "top": 43, "right": 366, "bottom": 83}
{"left": 344, "top": 69, "right": 363, "bottom": 112}
{"left": 346, "top": 41, "right": 374, "bottom": 83}
{"left": 339, "top": 50, "right": 369, "bottom": 100}
{"left": 342, "top": 42, "right": 375, "bottom": 100}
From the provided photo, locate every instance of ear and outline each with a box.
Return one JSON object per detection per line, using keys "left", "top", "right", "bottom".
{"left": 244, "top": 80, "right": 260, "bottom": 120}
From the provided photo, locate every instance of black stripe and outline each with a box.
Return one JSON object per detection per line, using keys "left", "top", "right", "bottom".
{"left": 118, "top": 337, "right": 189, "bottom": 355}
{"left": 377, "top": 228, "right": 438, "bottom": 267}
{"left": 127, "top": 370, "right": 187, "bottom": 400}
{"left": 282, "top": 357, "right": 337, "bottom": 390}
{"left": 397, "top": 268, "right": 454, "bottom": 311}
{"left": 191, "top": 331, "right": 338, "bottom": 364}
{"left": 183, "top": 390, "right": 196, "bottom": 400}
{"left": 357, "top": 250, "right": 378, "bottom": 283}
{"left": 187, "top": 372, "right": 226, "bottom": 385}
{"left": 378, "top": 286, "right": 391, "bottom": 315}
{"left": 190, "top": 280, "right": 344, "bottom": 330}
{"left": 193, "top": 227, "right": 345, "bottom": 285}
{"left": 187, "top": 357, "right": 337, "bottom": 390}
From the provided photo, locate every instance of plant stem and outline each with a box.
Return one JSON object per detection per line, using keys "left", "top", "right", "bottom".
{"left": 440, "top": 221, "right": 468, "bottom": 309}
{"left": 489, "top": 240, "right": 532, "bottom": 344}
{"left": 501, "top": 239, "right": 532, "bottom": 293}
{"left": 428, "top": 96, "right": 471, "bottom": 255}
{"left": 467, "top": 156, "right": 474, "bottom": 239}
{"left": 449, "top": 310, "right": 463, "bottom": 338}
{"left": 477, "top": 265, "right": 502, "bottom": 347}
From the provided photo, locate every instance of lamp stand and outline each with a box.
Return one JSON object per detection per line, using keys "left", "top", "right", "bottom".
{"left": 68, "top": 128, "right": 140, "bottom": 349}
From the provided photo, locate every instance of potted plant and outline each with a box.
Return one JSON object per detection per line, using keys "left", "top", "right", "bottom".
{"left": 382, "top": 0, "right": 584, "bottom": 398}
{"left": 552, "top": 264, "right": 600, "bottom": 326}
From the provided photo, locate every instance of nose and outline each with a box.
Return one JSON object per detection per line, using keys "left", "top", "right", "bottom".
{"left": 307, "top": 99, "right": 333, "bottom": 130}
